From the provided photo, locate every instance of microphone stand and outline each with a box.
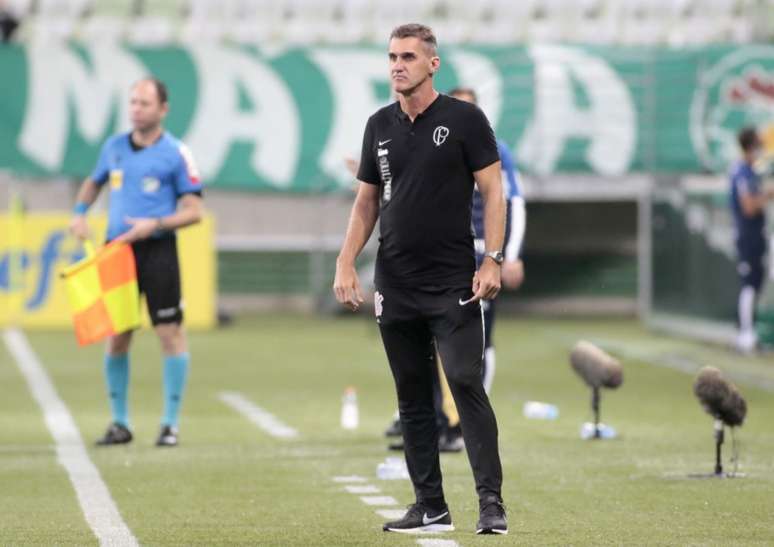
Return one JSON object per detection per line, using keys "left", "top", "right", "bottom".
{"left": 714, "top": 419, "right": 724, "bottom": 476}
{"left": 591, "top": 386, "right": 601, "bottom": 439}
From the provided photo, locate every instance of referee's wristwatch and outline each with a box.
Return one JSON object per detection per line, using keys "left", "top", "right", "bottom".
{"left": 484, "top": 250, "right": 504, "bottom": 265}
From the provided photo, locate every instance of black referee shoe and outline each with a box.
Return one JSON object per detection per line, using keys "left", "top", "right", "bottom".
{"left": 95, "top": 422, "right": 133, "bottom": 446}
{"left": 384, "top": 418, "right": 402, "bottom": 437}
{"left": 155, "top": 425, "right": 178, "bottom": 447}
{"left": 383, "top": 502, "right": 454, "bottom": 534}
{"left": 476, "top": 498, "right": 508, "bottom": 535}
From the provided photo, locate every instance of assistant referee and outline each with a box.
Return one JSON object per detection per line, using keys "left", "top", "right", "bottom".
{"left": 334, "top": 24, "right": 508, "bottom": 535}
{"left": 69, "top": 78, "right": 203, "bottom": 447}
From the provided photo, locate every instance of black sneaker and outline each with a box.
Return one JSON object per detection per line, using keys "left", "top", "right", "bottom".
{"left": 155, "top": 425, "right": 178, "bottom": 447}
{"left": 95, "top": 422, "right": 133, "bottom": 446}
{"left": 476, "top": 498, "right": 508, "bottom": 535}
{"left": 383, "top": 502, "right": 454, "bottom": 534}
{"left": 438, "top": 425, "right": 464, "bottom": 453}
{"left": 384, "top": 418, "right": 402, "bottom": 437}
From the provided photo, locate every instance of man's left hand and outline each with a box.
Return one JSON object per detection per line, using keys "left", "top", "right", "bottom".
{"left": 115, "top": 217, "right": 160, "bottom": 243}
{"left": 471, "top": 259, "right": 502, "bottom": 302}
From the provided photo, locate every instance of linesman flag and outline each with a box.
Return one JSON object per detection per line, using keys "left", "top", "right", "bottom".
{"left": 61, "top": 241, "right": 140, "bottom": 346}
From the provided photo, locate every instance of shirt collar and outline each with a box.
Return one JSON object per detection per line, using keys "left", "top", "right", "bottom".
{"left": 393, "top": 93, "right": 444, "bottom": 123}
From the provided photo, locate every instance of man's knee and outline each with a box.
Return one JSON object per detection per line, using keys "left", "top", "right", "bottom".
{"left": 443, "top": 358, "right": 483, "bottom": 390}
{"left": 107, "top": 332, "right": 133, "bottom": 355}
{"left": 155, "top": 322, "right": 186, "bottom": 354}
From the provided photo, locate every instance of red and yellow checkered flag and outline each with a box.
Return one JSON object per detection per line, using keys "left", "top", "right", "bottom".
{"left": 61, "top": 241, "right": 141, "bottom": 346}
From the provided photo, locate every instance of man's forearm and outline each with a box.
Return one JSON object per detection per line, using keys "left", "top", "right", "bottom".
{"left": 74, "top": 179, "right": 101, "bottom": 210}
{"left": 482, "top": 187, "right": 506, "bottom": 255}
{"left": 338, "top": 197, "right": 378, "bottom": 265}
{"left": 159, "top": 196, "right": 203, "bottom": 231}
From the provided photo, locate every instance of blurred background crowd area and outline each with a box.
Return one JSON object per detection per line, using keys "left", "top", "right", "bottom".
{"left": 0, "top": 0, "right": 772, "bottom": 45}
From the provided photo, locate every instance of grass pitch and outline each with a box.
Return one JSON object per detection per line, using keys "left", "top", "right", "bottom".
{"left": 1, "top": 315, "right": 773, "bottom": 545}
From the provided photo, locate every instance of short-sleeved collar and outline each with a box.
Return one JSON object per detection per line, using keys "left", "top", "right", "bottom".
{"left": 393, "top": 93, "right": 445, "bottom": 123}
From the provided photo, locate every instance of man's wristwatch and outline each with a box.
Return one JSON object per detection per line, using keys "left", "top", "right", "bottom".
{"left": 484, "top": 250, "right": 504, "bottom": 265}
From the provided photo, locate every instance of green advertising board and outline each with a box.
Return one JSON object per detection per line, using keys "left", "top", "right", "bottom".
{"left": 1, "top": 43, "right": 773, "bottom": 192}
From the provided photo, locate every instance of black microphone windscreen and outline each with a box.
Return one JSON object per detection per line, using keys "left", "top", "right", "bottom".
{"left": 693, "top": 366, "right": 747, "bottom": 427}
{"left": 570, "top": 341, "right": 623, "bottom": 389}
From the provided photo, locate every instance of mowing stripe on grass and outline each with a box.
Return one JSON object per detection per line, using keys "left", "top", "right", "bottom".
{"left": 2, "top": 328, "right": 138, "bottom": 547}
{"left": 218, "top": 391, "right": 298, "bottom": 438}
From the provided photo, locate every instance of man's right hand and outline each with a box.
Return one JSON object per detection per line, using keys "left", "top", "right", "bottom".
{"left": 69, "top": 215, "right": 90, "bottom": 241}
{"left": 333, "top": 261, "right": 364, "bottom": 311}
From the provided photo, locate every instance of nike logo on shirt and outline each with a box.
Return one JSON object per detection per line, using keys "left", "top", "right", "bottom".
{"left": 378, "top": 139, "right": 392, "bottom": 146}
{"left": 458, "top": 298, "right": 474, "bottom": 306}
{"left": 422, "top": 511, "right": 449, "bottom": 525}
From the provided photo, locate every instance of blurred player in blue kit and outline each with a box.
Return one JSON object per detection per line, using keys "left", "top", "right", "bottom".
{"left": 730, "top": 127, "right": 774, "bottom": 354}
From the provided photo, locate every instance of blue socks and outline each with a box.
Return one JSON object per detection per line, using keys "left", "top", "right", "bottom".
{"left": 104, "top": 352, "right": 190, "bottom": 429}
{"left": 162, "top": 353, "right": 190, "bottom": 428}
{"left": 104, "top": 353, "right": 130, "bottom": 427}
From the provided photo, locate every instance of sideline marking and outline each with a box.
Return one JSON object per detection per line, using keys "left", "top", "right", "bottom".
{"left": 360, "top": 495, "right": 398, "bottom": 506}
{"left": 344, "top": 485, "right": 380, "bottom": 494}
{"left": 376, "top": 509, "right": 405, "bottom": 519}
{"left": 218, "top": 391, "right": 298, "bottom": 438}
{"left": 332, "top": 475, "right": 367, "bottom": 483}
{"left": 3, "top": 328, "right": 138, "bottom": 547}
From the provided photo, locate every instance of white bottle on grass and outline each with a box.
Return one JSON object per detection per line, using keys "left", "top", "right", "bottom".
{"left": 341, "top": 386, "right": 359, "bottom": 430}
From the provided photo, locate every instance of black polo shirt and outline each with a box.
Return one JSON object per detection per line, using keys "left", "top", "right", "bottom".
{"left": 357, "top": 93, "right": 500, "bottom": 289}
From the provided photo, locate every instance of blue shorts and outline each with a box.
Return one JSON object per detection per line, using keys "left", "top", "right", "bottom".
{"left": 736, "top": 237, "right": 766, "bottom": 290}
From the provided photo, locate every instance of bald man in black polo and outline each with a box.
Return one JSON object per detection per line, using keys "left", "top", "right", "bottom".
{"left": 334, "top": 24, "right": 508, "bottom": 536}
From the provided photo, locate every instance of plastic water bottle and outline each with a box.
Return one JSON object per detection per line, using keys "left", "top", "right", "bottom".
{"left": 522, "top": 401, "right": 559, "bottom": 420}
{"left": 580, "top": 422, "right": 617, "bottom": 440}
{"left": 376, "top": 457, "right": 410, "bottom": 480}
{"left": 341, "top": 386, "right": 359, "bottom": 430}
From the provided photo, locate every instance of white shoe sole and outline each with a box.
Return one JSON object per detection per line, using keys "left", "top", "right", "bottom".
{"left": 386, "top": 524, "right": 455, "bottom": 534}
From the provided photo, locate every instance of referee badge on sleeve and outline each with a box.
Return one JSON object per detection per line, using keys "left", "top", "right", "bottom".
{"left": 109, "top": 169, "right": 123, "bottom": 190}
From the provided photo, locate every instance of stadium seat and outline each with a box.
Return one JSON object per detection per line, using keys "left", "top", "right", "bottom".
{"left": 78, "top": 0, "right": 136, "bottom": 42}
{"left": 565, "top": 2, "right": 619, "bottom": 45}
{"left": 5, "top": 0, "right": 771, "bottom": 46}
{"left": 283, "top": 0, "right": 341, "bottom": 45}
{"left": 225, "top": 0, "right": 287, "bottom": 44}
{"left": 472, "top": 0, "right": 537, "bottom": 44}
{"left": 330, "top": 0, "right": 372, "bottom": 43}
{"left": 4, "top": 0, "right": 33, "bottom": 18}
{"left": 127, "top": 16, "right": 176, "bottom": 44}
{"left": 31, "top": 0, "right": 91, "bottom": 42}
{"left": 127, "top": 0, "right": 181, "bottom": 44}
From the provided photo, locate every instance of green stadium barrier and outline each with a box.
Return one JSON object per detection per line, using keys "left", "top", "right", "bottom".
{"left": 1, "top": 44, "right": 772, "bottom": 190}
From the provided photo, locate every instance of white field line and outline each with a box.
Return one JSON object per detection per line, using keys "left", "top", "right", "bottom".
{"left": 344, "top": 485, "right": 380, "bottom": 494}
{"left": 218, "top": 391, "right": 298, "bottom": 439}
{"left": 332, "top": 475, "right": 367, "bottom": 483}
{"left": 2, "top": 328, "right": 138, "bottom": 547}
{"left": 375, "top": 509, "right": 405, "bottom": 519}
{"left": 360, "top": 495, "right": 399, "bottom": 506}
{"left": 333, "top": 475, "right": 460, "bottom": 545}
